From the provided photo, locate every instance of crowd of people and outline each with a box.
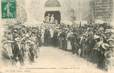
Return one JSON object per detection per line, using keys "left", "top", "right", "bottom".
{"left": 1, "top": 22, "right": 114, "bottom": 71}
{"left": 40, "top": 22, "right": 114, "bottom": 71}
{"left": 2, "top": 24, "right": 41, "bottom": 65}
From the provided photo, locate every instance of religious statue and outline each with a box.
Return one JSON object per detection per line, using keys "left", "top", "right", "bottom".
{"left": 50, "top": 14, "right": 55, "bottom": 24}
{"left": 44, "top": 13, "right": 51, "bottom": 23}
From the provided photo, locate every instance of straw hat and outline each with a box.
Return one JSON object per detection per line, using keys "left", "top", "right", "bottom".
{"left": 94, "top": 35, "right": 100, "bottom": 39}
{"left": 101, "top": 43, "right": 110, "bottom": 50}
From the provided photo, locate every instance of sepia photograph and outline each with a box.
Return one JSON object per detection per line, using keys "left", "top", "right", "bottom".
{"left": 0, "top": 0, "right": 114, "bottom": 73}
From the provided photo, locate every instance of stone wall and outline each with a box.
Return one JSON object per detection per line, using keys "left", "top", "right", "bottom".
{"left": 90, "top": 0, "right": 113, "bottom": 22}
{"left": 25, "top": 0, "right": 91, "bottom": 24}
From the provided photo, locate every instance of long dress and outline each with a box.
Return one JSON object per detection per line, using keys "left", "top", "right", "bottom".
{"left": 59, "top": 32, "right": 67, "bottom": 50}
{"left": 50, "top": 15, "right": 55, "bottom": 24}
{"left": 44, "top": 29, "right": 51, "bottom": 46}
{"left": 3, "top": 40, "right": 13, "bottom": 58}
{"left": 3, "top": 34, "right": 13, "bottom": 58}
{"left": 50, "top": 29, "right": 54, "bottom": 38}
{"left": 53, "top": 31, "right": 59, "bottom": 47}
{"left": 67, "top": 32, "right": 73, "bottom": 50}
{"left": 45, "top": 16, "right": 50, "bottom": 23}
{"left": 50, "top": 29, "right": 54, "bottom": 45}
{"left": 41, "top": 29, "right": 45, "bottom": 45}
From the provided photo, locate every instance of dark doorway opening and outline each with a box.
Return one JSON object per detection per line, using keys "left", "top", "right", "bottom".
{"left": 44, "top": 11, "right": 61, "bottom": 24}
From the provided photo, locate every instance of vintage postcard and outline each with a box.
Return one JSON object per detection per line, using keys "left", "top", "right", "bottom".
{"left": 0, "top": 0, "right": 114, "bottom": 73}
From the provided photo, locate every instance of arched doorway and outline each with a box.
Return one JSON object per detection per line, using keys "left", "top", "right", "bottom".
{"left": 44, "top": 11, "right": 61, "bottom": 24}
{"left": 44, "top": 0, "right": 61, "bottom": 24}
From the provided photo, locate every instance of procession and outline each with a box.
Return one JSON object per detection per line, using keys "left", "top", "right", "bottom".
{"left": 1, "top": 14, "right": 114, "bottom": 71}
{"left": 1, "top": 0, "right": 114, "bottom": 72}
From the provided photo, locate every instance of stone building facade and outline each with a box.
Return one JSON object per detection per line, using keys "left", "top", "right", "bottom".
{"left": 90, "top": 0, "right": 113, "bottom": 23}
